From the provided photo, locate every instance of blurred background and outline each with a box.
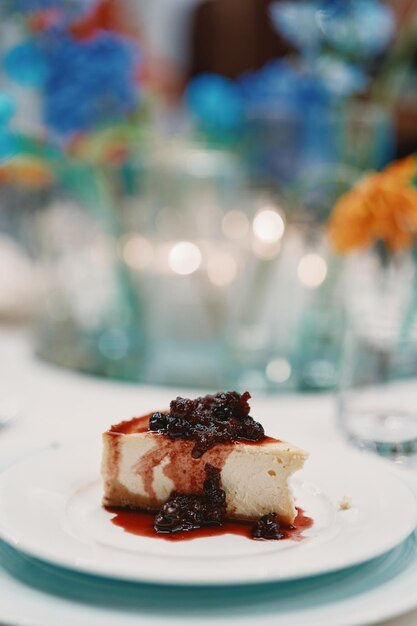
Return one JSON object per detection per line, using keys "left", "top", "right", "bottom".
{"left": 1, "top": 0, "right": 417, "bottom": 398}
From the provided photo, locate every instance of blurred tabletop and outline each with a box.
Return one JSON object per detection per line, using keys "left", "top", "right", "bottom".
{"left": 0, "top": 326, "right": 416, "bottom": 626}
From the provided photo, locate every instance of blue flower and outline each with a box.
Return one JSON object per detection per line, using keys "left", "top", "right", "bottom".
{"left": 0, "top": 129, "right": 17, "bottom": 163}
{"left": 314, "top": 56, "right": 367, "bottom": 97}
{"left": 270, "top": 2, "right": 323, "bottom": 54}
{"left": 186, "top": 74, "right": 243, "bottom": 131}
{"left": 319, "top": 0, "right": 394, "bottom": 57}
{"left": 6, "top": 0, "right": 93, "bottom": 15}
{"left": 0, "top": 92, "right": 16, "bottom": 127}
{"left": 239, "top": 52, "right": 367, "bottom": 124}
{"left": 41, "top": 29, "right": 139, "bottom": 137}
{"left": 240, "top": 59, "right": 335, "bottom": 115}
{"left": 4, "top": 40, "right": 48, "bottom": 87}
{"left": 8, "top": 0, "right": 59, "bottom": 10}
{"left": 270, "top": 0, "right": 394, "bottom": 58}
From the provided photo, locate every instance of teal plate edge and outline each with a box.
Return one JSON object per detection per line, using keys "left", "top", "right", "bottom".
{"left": 0, "top": 531, "right": 416, "bottom": 620}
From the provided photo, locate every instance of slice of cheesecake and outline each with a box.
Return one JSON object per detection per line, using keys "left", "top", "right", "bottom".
{"left": 102, "top": 392, "right": 308, "bottom": 526}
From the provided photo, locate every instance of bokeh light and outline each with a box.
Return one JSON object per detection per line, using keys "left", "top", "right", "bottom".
{"left": 297, "top": 253, "right": 327, "bottom": 288}
{"left": 253, "top": 208, "right": 285, "bottom": 243}
{"left": 207, "top": 251, "right": 238, "bottom": 286}
{"left": 221, "top": 210, "right": 250, "bottom": 240}
{"left": 168, "top": 241, "right": 202, "bottom": 275}
{"left": 121, "top": 234, "right": 153, "bottom": 270}
{"left": 266, "top": 358, "right": 292, "bottom": 383}
{"left": 252, "top": 239, "right": 281, "bottom": 260}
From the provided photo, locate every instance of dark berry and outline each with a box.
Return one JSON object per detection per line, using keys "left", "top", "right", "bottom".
{"left": 252, "top": 513, "right": 284, "bottom": 540}
{"left": 166, "top": 418, "right": 190, "bottom": 439}
{"left": 239, "top": 416, "right": 264, "bottom": 441}
{"left": 170, "top": 397, "right": 195, "bottom": 418}
{"left": 149, "top": 412, "right": 167, "bottom": 431}
{"left": 149, "top": 391, "right": 265, "bottom": 457}
{"left": 154, "top": 494, "right": 203, "bottom": 533}
{"left": 153, "top": 464, "right": 226, "bottom": 534}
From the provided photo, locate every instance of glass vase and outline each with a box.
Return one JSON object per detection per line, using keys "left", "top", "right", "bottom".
{"left": 32, "top": 141, "right": 346, "bottom": 391}
{"left": 32, "top": 162, "right": 143, "bottom": 379}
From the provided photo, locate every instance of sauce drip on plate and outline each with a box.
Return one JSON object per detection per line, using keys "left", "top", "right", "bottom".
{"left": 105, "top": 506, "right": 313, "bottom": 542}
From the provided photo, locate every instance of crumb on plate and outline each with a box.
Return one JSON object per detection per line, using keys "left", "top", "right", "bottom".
{"left": 339, "top": 496, "right": 352, "bottom": 511}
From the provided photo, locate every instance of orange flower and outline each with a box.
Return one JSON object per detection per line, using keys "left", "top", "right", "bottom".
{"left": 328, "top": 154, "right": 417, "bottom": 253}
{"left": 384, "top": 153, "right": 417, "bottom": 183}
{"left": 0, "top": 156, "right": 53, "bottom": 189}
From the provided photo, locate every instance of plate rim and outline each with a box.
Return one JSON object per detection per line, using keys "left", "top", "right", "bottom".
{"left": 1, "top": 532, "right": 417, "bottom": 626}
{"left": 0, "top": 442, "right": 416, "bottom": 586}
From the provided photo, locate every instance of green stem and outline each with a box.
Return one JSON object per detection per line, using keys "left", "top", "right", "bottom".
{"left": 399, "top": 244, "right": 417, "bottom": 344}
{"left": 371, "top": 5, "right": 417, "bottom": 108}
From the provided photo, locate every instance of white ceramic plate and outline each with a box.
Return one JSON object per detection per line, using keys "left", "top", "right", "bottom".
{"left": 1, "top": 531, "right": 417, "bottom": 626}
{"left": 0, "top": 442, "right": 415, "bottom": 586}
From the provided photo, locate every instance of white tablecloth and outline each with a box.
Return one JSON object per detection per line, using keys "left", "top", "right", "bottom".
{"left": 0, "top": 327, "right": 416, "bottom": 626}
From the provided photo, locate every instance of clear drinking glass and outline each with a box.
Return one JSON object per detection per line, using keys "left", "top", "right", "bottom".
{"left": 337, "top": 250, "right": 417, "bottom": 461}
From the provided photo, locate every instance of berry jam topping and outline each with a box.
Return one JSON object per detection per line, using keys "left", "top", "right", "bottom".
{"left": 149, "top": 391, "right": 265, "bottom": 458}
{"left": 252, "top": 513, "right": 284, "bottom": 540}
{"left": 154, "top": 464, "right": 227, "bottom": 534}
